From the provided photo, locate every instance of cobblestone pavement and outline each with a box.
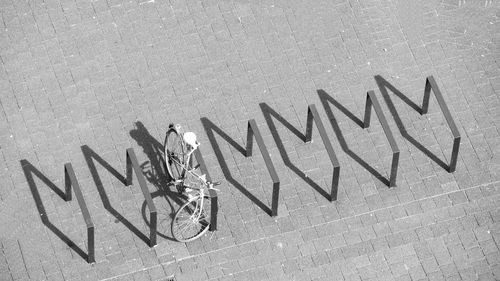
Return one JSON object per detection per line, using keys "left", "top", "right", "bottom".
{"left": 1, "top": 0, "right": 500, "bottom": 280}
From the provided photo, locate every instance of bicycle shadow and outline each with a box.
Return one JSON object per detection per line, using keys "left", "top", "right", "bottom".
{"left": 201, "top": 117, "right": 273, "bottom": 215}
{"left": 129, "top": 121, "right": 186, "bottom": 240}
{"left": 374, "top": 75, "right": 448, "bottom": 170}
{"left": 129, "top": 122, "right": 169, "bottom": 190}
{"left": 318, "top": 90, "right": 390, "bottom": 186}
{"left": 20, "top": 160, "right": 88, "bottom": 261}
{"left": 259, "top": 103, "right": 331, "bottom": 200}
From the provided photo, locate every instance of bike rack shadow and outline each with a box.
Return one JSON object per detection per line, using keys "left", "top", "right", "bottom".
{"left": 81, "top": 145, "right": 156, "bottom": 247}
{"left": 259, "top": 103, "right": 340, "bottom": 201}
{"left": 21, "top": 160, "right": 94, "bottom": 263}
{"left": 375, "top": 75, "right": 460, "bottom": 172}
{"left": 318, "top": 90, "right": 400, "bottom": 187}
{"left": 201, "top": 117, "right": 279, "bottom": 216}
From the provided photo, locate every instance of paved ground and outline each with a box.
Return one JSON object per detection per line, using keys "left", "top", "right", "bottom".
{"left": 1, "top": 0, "right": 500, "bottom": 280}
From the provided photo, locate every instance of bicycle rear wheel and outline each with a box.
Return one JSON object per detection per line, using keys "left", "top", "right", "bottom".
{"left": 171, "top": 195, "right": 211, "bottom": 242}
{"left": 164, "top": 128, "right": 186, "bottom": 181}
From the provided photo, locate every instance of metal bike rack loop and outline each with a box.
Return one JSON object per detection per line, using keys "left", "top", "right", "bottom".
{"left": 423, "top": 76, "right": 461, "bottom": 172}
{"left": 363, "top": 91, "right": 400, "bottom": 187}
{"left": 201, "top": 118, "right": 281, "bottom": 217}
{"left": 375, "top": 75, "right": 460, "bottom": 173}
{"left": 245, "top": 119, "right": 281, "bottom": 217}
{"left": 318, "top": 90, "right": 400, "bottom": 187}
{"left": 21, "top": 160, "right": 95, "bottom": 263}
{"left": 260, "top": 103, "right": 341, "bottom": 201}
{"left": 306, "top": 104, "right": 341, "bottom": 200}
{"left": 193, "top": 148, "right": 219, "bottom": 231}
{"left": 64, "top": 163, "right": 95, "bottom": 263}
{"left": 126, "top": 148, "right": 157, "bottom": 247}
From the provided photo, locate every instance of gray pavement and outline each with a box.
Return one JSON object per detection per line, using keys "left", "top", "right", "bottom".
{"left": 1, "top": 0, "right": 500, "bottom": 280}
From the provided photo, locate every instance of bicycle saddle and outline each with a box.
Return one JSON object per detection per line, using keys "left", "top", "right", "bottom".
{"left": 183, "top": 132, "right": 199, "bottom": 149}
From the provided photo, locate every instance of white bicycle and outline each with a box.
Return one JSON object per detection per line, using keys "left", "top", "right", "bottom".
{"left": 164, "top": 124, "right": 219, "bottom": 242}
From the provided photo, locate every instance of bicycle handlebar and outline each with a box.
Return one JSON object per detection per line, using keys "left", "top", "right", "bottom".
{"left": 183, "top": 181, "right": 221, "bottom": 192}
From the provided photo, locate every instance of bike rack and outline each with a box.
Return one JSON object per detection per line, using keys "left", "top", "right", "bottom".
{"left": 201, "top": 118, "right": 281, "bottom": 217}
{"left": 21, "top": 160, "right": 95, "bottom": 263}
{"left": 364, "top": 91, "right": 400, "bottom": 187}
{"left": 318, "top": 90, "right": 400, "bottom": 187}
{"left": 193, "top": 149, "right": 218, "bottom": 231}
{"left": 246, "top": 119, "right": 281, "bottom": 217}
{"left": 261, "top": 103, "right": 341, "bottom": 201}
{"left": 126, "top": 148, "right": 157, "bottom": 247}
{"left": 423, "top": 76, "right": 461, "bottom": 172}
{"left": 64, "top": 163, "right": 95, "bottom": 263}
{"left": 306, "top": 104, "right": 341, "bottom": 200}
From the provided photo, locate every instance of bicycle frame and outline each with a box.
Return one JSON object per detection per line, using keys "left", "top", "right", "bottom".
{"left": 170, "top": 152, "right": 206, "bottom": 184}
{"left": 168, "top": 139, "right": 213, "bottom": 200}
{"left": 168, "top": 125, "right": 220, "bottom": 192}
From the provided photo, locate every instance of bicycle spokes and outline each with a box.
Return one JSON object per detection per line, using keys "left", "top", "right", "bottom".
{"left": 171, "top": 196, "right": 211, "bottom": 242}
{"left": 164, "top": 124, "right": 217, "bottom": 243}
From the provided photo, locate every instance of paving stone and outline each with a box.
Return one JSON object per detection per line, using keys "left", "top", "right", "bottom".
{"left": 1, "top": 0, "right": 500, "bottom": 280}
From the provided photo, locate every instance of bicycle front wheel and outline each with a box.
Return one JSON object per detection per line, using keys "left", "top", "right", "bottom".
{"left": 164, "top": 128, "right": 185, "bottom": 181}
{"left": 171, "top": 195, "right": 211, "bottom": 242}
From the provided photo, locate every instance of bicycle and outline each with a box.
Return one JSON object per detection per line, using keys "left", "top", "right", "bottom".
{"left": 164, "top": 123, "right": 219, "bottom": 242}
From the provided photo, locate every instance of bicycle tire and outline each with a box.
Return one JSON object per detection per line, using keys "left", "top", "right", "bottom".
{"left": 171, "top": 195, "right": 211, "bottom": 242}
{"left": 164, "top": 128, "right": 185, "bottom": 181}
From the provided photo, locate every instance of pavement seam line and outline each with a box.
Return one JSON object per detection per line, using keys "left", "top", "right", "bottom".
{"left": 170, "top": 180, "right": 500, "bottom": 261}
{"left": 98, "top": 180, "right": 499, "bottom": 280}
